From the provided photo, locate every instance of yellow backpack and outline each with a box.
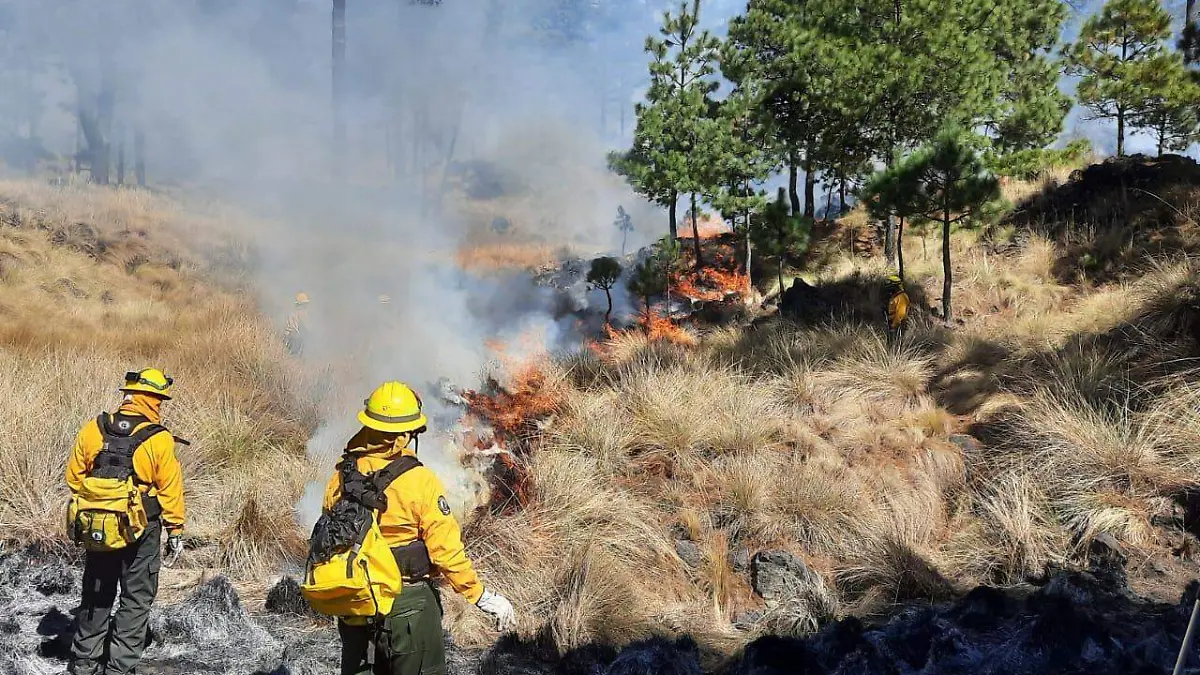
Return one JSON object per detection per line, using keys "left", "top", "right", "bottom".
{"left": 301, "top": 455, "right": 421, "bottom": 618}
{"left": 66, "top": 415, "right": 163, "bottom": 552}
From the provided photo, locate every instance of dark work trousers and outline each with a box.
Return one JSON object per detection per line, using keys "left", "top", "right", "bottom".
{"left": 339, "top": 581, "right": 446, "bottom": 675}
{"left": 69, "top": 521, "right": 162, "bottom": 675}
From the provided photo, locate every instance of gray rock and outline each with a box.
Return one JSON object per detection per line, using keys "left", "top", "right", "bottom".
{"left": 733, "top": 610, "right": 765, "bottom": 631}
{"left": 730, "top": 547, "right": 751, "bottom": 574}
{"left": 751, "top": 550, "right": 836, "bottom": 635}
{"left": 752, "top": 550, "right": 816, "bottom": 602}
{"left": 948, "top": 434, "right": 982, "bottom": 454}
{"left": 675, "top": 540, "right": 702, "bottom": 568}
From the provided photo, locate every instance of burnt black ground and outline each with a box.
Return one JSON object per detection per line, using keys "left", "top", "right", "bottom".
{"left": 4, "top": 545, "right": 1200, "bottom": 675}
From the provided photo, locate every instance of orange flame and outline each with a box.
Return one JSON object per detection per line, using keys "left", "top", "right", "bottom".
{"left": 673, "top": 267, "right": 750, "bottom": 301}
{"left": 461, "top": 341, "right": 562, "bottom": 513}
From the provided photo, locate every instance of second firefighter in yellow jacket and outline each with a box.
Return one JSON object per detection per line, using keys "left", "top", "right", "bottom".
{"left": 65, "top": 368, "right": 186, "bottom": 675}
{"left": 323, "top": 381, "right": 515, "bottom": 675}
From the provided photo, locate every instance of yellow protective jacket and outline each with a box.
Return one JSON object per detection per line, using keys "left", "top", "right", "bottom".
{"left": 322, "top": 429, "right": 484, "bottom": 604}
{"left": 284, "top": 309, "right": 307, "bottom": 339}
{"left": 65, "top": 397, "right": 187, "bottom": 534}
{"left": 887, "top": 290, "right": 910, "bottom": 330}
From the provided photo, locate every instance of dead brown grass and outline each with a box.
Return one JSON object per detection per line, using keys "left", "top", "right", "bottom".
{"left": 455, "top": 241, "right": 558, "bottom": 273}
{"left": 454, "top": 193, "right": 1200, "bottom": 655}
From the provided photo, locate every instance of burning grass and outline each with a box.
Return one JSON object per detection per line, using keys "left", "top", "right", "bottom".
{"left": 452, "top": 234, "right": 1200, "bottom": 654}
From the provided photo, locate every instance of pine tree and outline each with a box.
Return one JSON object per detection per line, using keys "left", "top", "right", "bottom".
{"left": 704, "top": 81, "right": 773, "bottom": 282}
{"left": 1129, "top": 52, "right": 1200, "bottom": 156}
{"left": 587, "top": 256, "right": 623, "bottom": 325}
{"left": 752, "top": 188, "right": 812, "bottom": 294}
{"left": 725, "top": 0, "right": 844, "bottom": 220}
{"left": 1065, "top": 0, "right": 1172, "bottom": 156}
{"left": 613, "top": 206, "right": 635, "bottom": 256}
{"left": 627, "top": 257, "right": 665, "bottom": 319}
{"left": 862, "top": 160, "right": 922, "bottom": 283}
{"left": 614, "top": 0, "right": 719, "bottom": 244}
{"left": 898, "top": 130, "right": 1001, "bottom": 322}
{"left": 653, "top": 235, "right": 683, "bottom": 315}
{"left": 731, "top": 0, "right": 1067, "bottom": 263}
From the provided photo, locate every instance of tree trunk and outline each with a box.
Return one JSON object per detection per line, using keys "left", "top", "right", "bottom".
{"left": 942, "top": 211, "right": 952, "bottom": 323}
{"left": 839, "top": 177, "right": 847, "bottom": 215}
{"left": 788, "top": 152, "right": 801, "bottom": 215}
{"left": 116, "top": 129, "right": 125, "bottom": 186}
{"left": 690, "top": 192, "right": 703, "bottom": 270}
{"left": 665, "top": 273, "right": 672, "bottom": 321}
{"left": 744, "top": 185, "right": 753, "bottom": 292}
{"left": 824, "top": 181, "right": 834, "bottom": 220}
{"left": 1188, "top": 0, "right": 1200, "bottom": 62}
{"left": 621, "top": 230, "right": 628, "bottom": 257}
{"left": 73, "top": 123, "right": 81, "bottom": 175}
{"left": 802, "top": 154, "right": 816, "bottom": 219}
{"left": 897, "top": 216, "right": 905, "bottom": 282}
{"left": 134, "top": 127, "right": 145, "bottom": 186}
{"left": 604, "top": 287, "right": 613, "bottom": 325}
{"left": 777, "top": 259, "right": 785, "bottom": 296}
{"left": 884, "top": 215, "right": 897, "bottom": 265}
{"left": 668, "top": 192, "right": 678, "bottom": 240}
{"left": 332, "top": 0, "right": 347, "bottom": 175}
{"left": 1116, "top": 106, "right": 1125, "bottom": 157}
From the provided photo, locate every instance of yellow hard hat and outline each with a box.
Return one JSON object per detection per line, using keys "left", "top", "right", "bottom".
{"left": 295, "top": 292, "right": 310, "bottom": 305}
{"left": 120, "top": 368, "right": 173, "bottom": 400}
{"left": 378, "top": 294, "right": 391, "bottom": 305}
{"left": 358, "top": 381, "right": 427, "bottom": 434}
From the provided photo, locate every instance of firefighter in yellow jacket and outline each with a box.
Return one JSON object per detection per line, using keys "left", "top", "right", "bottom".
{"left": 284, "top": 291, "right": 310, "bottom": 356}
{"left": 884, "top": 274, "right": 910, "bottom": 336}
{"left": 323, "top": 382, "right": 515, "bottom": 675}
{"left": 66, "top": 369, "right": 186, "bottom": 675}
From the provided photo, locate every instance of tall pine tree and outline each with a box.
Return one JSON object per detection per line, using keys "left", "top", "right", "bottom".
{"left": 1065, "top": 0, "right": 1172, "bottom": 156}
{"left": 613, "top": 0, "right": 719, "bottom": 248}
{"left": 1129, "top": 52, "right": 1200, "bottom": 156}
{"left": 896, "top": 130, "right": 1001, "bottom": 322}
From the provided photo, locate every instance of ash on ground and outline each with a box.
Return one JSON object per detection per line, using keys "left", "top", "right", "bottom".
{"left": 6, "top": 545, "right": 1200, "bottom": 675}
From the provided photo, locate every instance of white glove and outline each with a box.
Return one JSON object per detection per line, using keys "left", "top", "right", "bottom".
{"left": 475, "top": 588, "right": 516, "bottom": 632}
{"left": 166, "top": 534, "right": 184, "bottom": 555}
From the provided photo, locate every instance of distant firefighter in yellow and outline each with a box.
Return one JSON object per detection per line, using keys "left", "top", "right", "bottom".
{"left": 284, "top": 291, "right": 309, "bottom": 356}
{"left": 884, "top": 274, "right": 909, "bottom": 336}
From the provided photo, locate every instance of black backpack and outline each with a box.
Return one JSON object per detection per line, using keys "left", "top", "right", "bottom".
{"left": 92, "top": 413, "right": 167, "bottom": 480}
{"left": 306, "top": 455, "right": 421, "bottom": 566}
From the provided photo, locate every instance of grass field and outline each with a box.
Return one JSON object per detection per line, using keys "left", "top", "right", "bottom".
{"left": 2, "top": 159, "right": 1198, "bottom": 656}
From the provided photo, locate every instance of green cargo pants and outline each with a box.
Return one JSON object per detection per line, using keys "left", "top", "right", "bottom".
{"left": 338, "top": 581, "right": 446, "bottom": 675}
{"left": 69, "top": 521, "right": 161, "bottom": 675}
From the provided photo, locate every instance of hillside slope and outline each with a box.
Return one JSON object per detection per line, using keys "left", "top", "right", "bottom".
{"left": 1, "top": 157, "right": 1198, "bottom": 675}
{"left": 0, "top": 178, "right": 316, "bottom": 580}
{"left": 446, "top": 155, "right": 1200, "bottom": 658}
